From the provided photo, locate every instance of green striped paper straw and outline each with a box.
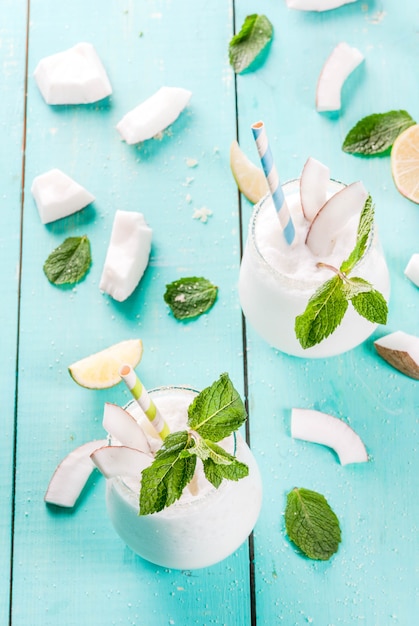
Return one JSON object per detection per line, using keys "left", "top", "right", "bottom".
{"left": 119, "top": 364, "right": 170, "bottom": 440}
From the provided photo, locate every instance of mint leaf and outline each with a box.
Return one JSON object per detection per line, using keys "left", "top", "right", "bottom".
{"left": 350, "top": 286, "right": 388, "bottom": 324}
{"left": 295, "top": 276, "right": 348, "bottom": 349}
{"left": 285, "top": 487, "right": 341, "bottom": 561}
{"left": 229, "top": 14, "right": 273, "bottom": 74}
{"left": 188, "top": 436, "right": 249, "bottom": 488}
{"left": 43, "top": 235, "right": 91, "bottom": 285}
{"left": 164, "top": 276, "right": 218, "bottom": 320}
{"left": 139, "top": 431, "right": 196, "bottom": 515}
{"left": 188, "top": 372, "right": 247, "bottom": 442}
{"left": 342, "top": 110, "right": 415, "bottom": 155}
{"left": 340, "top": 195, "right": 374, "bottom": 274}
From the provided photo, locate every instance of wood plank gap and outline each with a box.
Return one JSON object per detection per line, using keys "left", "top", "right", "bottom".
{"left": 9, "top": 2, "right": 31, "bottom": 624}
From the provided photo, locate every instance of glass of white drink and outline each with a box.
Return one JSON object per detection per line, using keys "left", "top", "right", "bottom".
{"left": 239, "top": 175, "right": 390, "bottom": 358}
{"left": 105, "top": 380, "right": 263, "bottom": 569}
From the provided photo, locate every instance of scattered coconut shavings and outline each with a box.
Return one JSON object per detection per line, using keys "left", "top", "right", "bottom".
{"left": 185, "top": 193, "right": 192, "bottom": 203}
{"left": 186, "top": 158, "right": 198, "bottom": 168}
{"left": 182, "top": 177, "right": 194, "bottom": 187}
{"left": 374, "top": 331, "right": 419, "bottom": 380}
{"left": 404, "top": 254, "right": 419, "bottom": 287}
{"left": 291, "top": 408, "right": 368, "bottom": 465}
{"left": 192, "top": 207, "right": 212, "bottom": 223}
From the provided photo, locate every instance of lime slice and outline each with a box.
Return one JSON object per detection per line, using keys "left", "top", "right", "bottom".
{"left": 230, "top": 140, "right": 268, "bottom": 204}
{"left": 68, "top": 339, "right": 143, "bottom": 389}
{"left": 391, "top": 124, "right": 419, "bottom": 204}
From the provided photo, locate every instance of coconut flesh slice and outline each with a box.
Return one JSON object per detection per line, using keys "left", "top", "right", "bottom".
{"left": 374, "top": 331, "right": 419, "bottom": 380}
{"left": 31, "top": 168, "right": 95, "bottom": 224}
{"left": 91, "top": 445, "right": 151, "bottom": 479}
{"left": 33, "top": 42, "right": 112, "bottom": 105}
{"left": 103, "top": 402, "right": 152, "bottom": 454}
{"left": 305, "top": 180, "right": 368, "bottom": 256}
{"left": 404, "top": 254, "right": 419, "bottom": 288}
{"left": 116, "top": 86, "right": 192, "bottom": 144}
{"left": 44, "top": 439, "right": 108, "bottom": 508}
{"left": 300, "top": 157, "right": 331, "bottom": 222}
{"left": 99, "top": 210, "right": 152, "bottom": 302}
{"left": 316, "top": 42, "right": 364, "bottom": 112}
{"left": 291, "top": 408, "right": 368, "bottom": 465}
{"left": 286, "top": 0, "right": 358, "bottom": 10}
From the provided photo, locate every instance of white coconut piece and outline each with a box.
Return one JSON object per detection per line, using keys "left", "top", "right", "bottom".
{"left": 300, "top": 157, "right": 331, "bottom": 222}
{"left": 404, "top": 253, "right": 419, "bottom": 288}
{"left": 291, "top": 408, "right": 368, "bottom": 465}
{"left": 31, "top": 169, "right": 95, "bottom": 224}
{"left": 286, "top": 0, "right": 357, "bottom": 9}
{"left": 33, "top": 42, "right": 112, "bottom": 105}
{"left": 99, "top": 210, "right": 152, "bottom": 302}
{"left": 305, "top": 180, "right": 368, "bottom": 256}
{"left": 316, "top": 42, "right": 364, "bottom": 112}
{"left": 103, "top": 402, "right": 152, "bottom": 454}
{"left": 91, "top": 445, "right": 151, "bottom": 479}
{"left": 44, "top": 439, "right": 107, "bottom": 507}
{"left": 374, "top": 331, "right": 419, "bottom": 380}
{"left": 116, "top": 86, "right": 192, "bottom": 144}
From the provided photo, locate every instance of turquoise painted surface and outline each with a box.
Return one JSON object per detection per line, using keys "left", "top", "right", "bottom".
{"left": 0, "top": 1, "right": 27, "bottom": 624}
{"left": 2, "top": 0, "right": 418, "bottom": 624}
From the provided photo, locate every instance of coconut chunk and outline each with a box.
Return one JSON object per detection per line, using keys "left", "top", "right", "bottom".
{"left": 116, "top": 86, "right": 192, "bottom": 144}
{"left": 291, "top": 408, "right": 368, "bottom": 465}
{"left": 34, "top": 42, "right": 112, "bottom": 105}
{"left": 103, "top": 402, "right": 152, "bottom": 454}
{"left": 316, "top": 42, "right": 364, "bottom": 112}
{"left": 99, "top": 210, "right": 152, "bottom": 302}
{"left": 91, "top": 445, "right": 151, "bottom": 479}
{"left": 404, "top": 254, "right": 419, "bottom": 288}
{"left": 374, "top": 331, "right": 419, "bottom": 379}
{"left": 300, "top": 157, "right": 331, "bottom": 222}
{"left": 44, "top": 439, "right": 107, "bottom": 508}
{"left": 31, "top": 169, "right": 95, "bottom": 224}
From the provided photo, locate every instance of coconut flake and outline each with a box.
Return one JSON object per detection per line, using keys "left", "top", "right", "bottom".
{"left": 374, "top": 331, "right": 419, "bottom": 379}
{"left": 91, "top": 445, "right": 151, "bottom": 479}
{"left": 99, "top": 210, "right": 152, "bottom": 302}
{"left": 404, "top": 254, "right": 419, "bottom": 288}
{"left": 103, "top": 402, "right": 152, "bottom": 454}
{"left": 116, "top": 86, "right": 192, "bottom": 144}
{"left": 300, "top": 157, "right": 331, "bottom": 222}
{"left": 291, "top": 408, "right": 368, "bottom": 465}
{"left": 31, "top": 169, "right": 95, "bottom": 224}
{"left": 44, "top": 439, "right": 107, "bottom": 507}
{"left": 316, "top": 42, "right": 364, "bottom": 112}
{"left": 34, "top": 42, "right": 112, "bottom": 105}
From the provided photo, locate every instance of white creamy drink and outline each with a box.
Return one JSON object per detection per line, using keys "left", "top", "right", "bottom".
{"left": 106, "top": 386, "right": 263, "bottom": 569}
{"left": 239, "top": 179, "right": 390, "bottom": 357}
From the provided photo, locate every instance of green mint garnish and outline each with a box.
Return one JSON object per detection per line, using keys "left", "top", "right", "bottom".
{"left": 229, "top": 14, "right": 273, "bottom": 74}
{"left": 342, "top": 110, "right": 415, "bottom": 155}
{"left": 285, "top": 487, "right": 341, "bottom": 561}
{"left": 139, "top": 373, "right": 249, "bottom": 515}
{"left": 164, "top": 276, "right": 218, "bottom": 320}
{"left": 43, "top": 235, "right": 92, "bottom": 285}
{"left": 295, "top": 196, "right": 388, "bottom": 349}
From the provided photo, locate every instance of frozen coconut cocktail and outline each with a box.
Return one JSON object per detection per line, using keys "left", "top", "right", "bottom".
{"left": 238, "top": 122, "right": 390, "bottom": 358}
{"left": 93, "top": 370, "right": 262, "bottom": 570}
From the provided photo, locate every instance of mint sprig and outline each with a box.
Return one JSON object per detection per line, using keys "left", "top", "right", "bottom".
{"left": 139, "top": 373, "right": 249, "bottom": 515}
{"left": 285, "top": 487, "right": 341, "bottom": 561}
{"left": 295, "top": 196, "right": 388, "bottom": 349}
{"left": 229, "top": 14, "right": 273, "bottom": 74}
{"left": 342, "top": 110, "right": 415, "bottom": 155}
{"left": 164, "top": 276, "right": 218, "bottom": 320}
{"left": 43, "top": 235, "right": 92, "bottom": 285}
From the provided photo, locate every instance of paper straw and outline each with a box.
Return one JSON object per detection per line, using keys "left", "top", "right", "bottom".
{"left": 119, "top": 365, "right": 170, "bottom": 440}
{"left": 251, "top": 121, "right": 295, "bottom": 245}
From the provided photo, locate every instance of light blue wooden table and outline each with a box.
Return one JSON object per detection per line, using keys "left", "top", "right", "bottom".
{"left": 2, "top": 1, "right": 418, "bottom": 624}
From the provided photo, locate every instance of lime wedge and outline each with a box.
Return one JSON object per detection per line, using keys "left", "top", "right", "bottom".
{"left": 68, "top": 339, "right": 143, "bottom": 389}
{"left": 230, "top": 140, "right": 268, "bottom": 204}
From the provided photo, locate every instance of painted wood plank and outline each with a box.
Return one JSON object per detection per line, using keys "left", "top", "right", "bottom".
{"left": 0, "top": 2, "right": 27, "bottom": 624}
{"left": 236, "top": 0, "right": 419, "bottom": 623}
{"left": 11, "top": 1, "right": 253, "bottom": 625}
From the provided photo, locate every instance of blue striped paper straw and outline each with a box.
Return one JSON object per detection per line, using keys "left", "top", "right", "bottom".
{"left": 251, "top": 121, "right": 295, "bottom": 245}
